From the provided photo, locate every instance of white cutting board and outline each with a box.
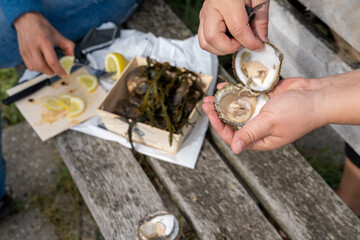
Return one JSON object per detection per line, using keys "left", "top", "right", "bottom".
{"left": 7, "top": 68, "right": 106, "bottom": 141}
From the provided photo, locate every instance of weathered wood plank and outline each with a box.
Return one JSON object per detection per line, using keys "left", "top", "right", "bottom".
{"left": 54, "top": 131, "right": 167, "bottom": 240}
{"left": 211, "top": 127, "right": 360, "bottom": 240}
{"left": 147, "top": 140, "right": 282, "bottom": 240}
{"left": 296, "top": 0, "right": 360, "bottom": 53}
{"left": 269, "top": 0, "right": 360, "bottom": 155}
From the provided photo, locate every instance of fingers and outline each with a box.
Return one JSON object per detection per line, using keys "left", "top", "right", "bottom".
{"left": 217, "top": 82, "right": 228, "bottom": 90}
{"left": 203, "top": 96, "right": 235, "bottom": 145}
{"left": 55, "top": 33, "right": 75, "bottom": 57}
{"left": 42, "top": 41, "right": 67, "bottom": 78}
{"left": 231, "top": 112, "right": 273, "bottom": 153}
{"left": 201, "top": 7, "right": 243, "bottom": 54}
{"left": 251, "top": 0, "right": 270, "bottom": 41}
{"left": 223, "top": 1, "right": 264, "bottom": 50}
{"left": 198, "top": 13, "right": 225, "bottom": 55}
{"left": 31, "top": 48, "right": 54, "bottom": 76}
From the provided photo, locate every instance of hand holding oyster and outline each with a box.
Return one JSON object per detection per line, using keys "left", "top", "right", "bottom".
{"left": 214, "top": 42, "right": 283, "bottom": 130}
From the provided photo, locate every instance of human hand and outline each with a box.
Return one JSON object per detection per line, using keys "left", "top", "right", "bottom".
{"left": 198, "top": 0, "right": 269, "bottom": 55}
{"left": 14, "top": 12, "right": 75, "bottom": 78}
{"left": 202, "top": 78, "right": 327, "bottom": 154}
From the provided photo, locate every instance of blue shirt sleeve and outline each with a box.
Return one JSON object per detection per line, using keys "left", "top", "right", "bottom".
{"left": 0, "top": 0, "right": 43, "bottom": 27}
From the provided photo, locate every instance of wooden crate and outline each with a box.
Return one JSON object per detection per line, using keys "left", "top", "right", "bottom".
{"left": 97, "top": 56, "right": 213, "bottom": 154}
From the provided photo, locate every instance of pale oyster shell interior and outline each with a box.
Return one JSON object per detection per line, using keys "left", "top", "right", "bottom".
{"left": 234, "top": 43, "right": 281, "bottom": 92}
{"left": 215, "top": 85, "right": 269, "bottom": 130}
{"left": 138, "top": 212, "right": 180, "bottom": 240}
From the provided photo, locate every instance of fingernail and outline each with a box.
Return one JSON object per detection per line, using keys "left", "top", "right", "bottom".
{"left": 233, "top": 140, "right": 245, "bottom": 154}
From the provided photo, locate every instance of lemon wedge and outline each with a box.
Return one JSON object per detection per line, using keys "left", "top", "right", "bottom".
{"left": 58, "top": 94, "right": 72, "bottom": 110}
{"left": 59, "top": 56, "right": 75, "bottom": 76}
{"left": 76, "top": 74, "right": 98, "bottom": 93}
{"left": 104, "top": 53, "right": 128, "bottom": 80}
{"left": 42, "top": 96, "right": 63, "bottom": 111}
{"left": 69, "top": 96, "right": 85, "bottom": 117}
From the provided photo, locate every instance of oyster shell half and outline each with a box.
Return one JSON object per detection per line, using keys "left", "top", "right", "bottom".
{"left": 215, "top": 42, "right": 282, "bottom": 130}
{"left": 137, "top": 211, "right": 181, "bottom": 240}
{"left": 232, "top": 42, "right": 283, "bottom": 93}
{"left": 215, "top": 84, "right": 269, "bottom": 130}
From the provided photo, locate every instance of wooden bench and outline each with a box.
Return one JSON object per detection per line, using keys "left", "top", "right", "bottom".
{"left": 15, "top": 0, "right": 359, "bottom": 239}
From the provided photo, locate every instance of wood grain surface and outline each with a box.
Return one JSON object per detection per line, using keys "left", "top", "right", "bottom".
{"left": 269, "top": 0, "right": 360, "bottom": 156}
{"left": 211, "top": 127, "right": 360, "bottom": 240}
{"left": 148, "top": 140, "right": 282, "bottom": 240}
{"left": 55, "top": 131, "right": 167, "bottom": 240}
{"left": 296, "top": 0, "right": 360, "bottom": 53}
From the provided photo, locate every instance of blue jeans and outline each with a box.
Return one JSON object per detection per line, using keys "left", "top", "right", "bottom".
{"left": 0, "top": 112, "right": 5, "bottom": 199}
{"left": 0, "top": 0, "right": 140, "bottom": 198}
{"left": 0, "top": 0, "right": 141, "bottom": 68}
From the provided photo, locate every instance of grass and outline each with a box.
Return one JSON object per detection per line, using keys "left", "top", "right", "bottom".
{"left": 32, "top": 158, "right": 103, "bottom": 240}
{"left": 0, "top": 68, "right": 24, "bottom": 126}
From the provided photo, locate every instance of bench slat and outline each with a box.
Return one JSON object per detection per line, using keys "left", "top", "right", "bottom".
{"left": 211, "top": 127, "right": 360, "bottom": 240}
{"left": 269, "top": 0, "right": 360, "bottom": 156}
{"left": 297, "top": 0, "right": 360, "bottom": 53}
{"left": 54, "top": 131, "right": 167, "bottom": 240}
{"left": 148, "top": 140, "right": 282, "bottom": 240}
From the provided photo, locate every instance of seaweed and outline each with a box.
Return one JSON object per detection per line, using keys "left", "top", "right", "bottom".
{"left": 115, "top": 58, "right": 204, "bottom": 148}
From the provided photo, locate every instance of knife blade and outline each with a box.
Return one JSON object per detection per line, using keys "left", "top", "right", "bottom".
{"left": 2, "top": 65, "right": 81, "bottom": 105}
{"left": 247, "top": 0, "right": 271, "bottom": 21}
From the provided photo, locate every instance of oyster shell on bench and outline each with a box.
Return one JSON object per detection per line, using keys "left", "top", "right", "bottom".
{"left": 215, "top": 42, "right": 283, "bottom": 130}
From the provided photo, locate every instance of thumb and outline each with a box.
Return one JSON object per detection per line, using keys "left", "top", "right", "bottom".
{"left": 55, "top": 33, "right": 75, "bottom": 56}
{"left": 231, "top": 113, "right": 273, "bottom": 154}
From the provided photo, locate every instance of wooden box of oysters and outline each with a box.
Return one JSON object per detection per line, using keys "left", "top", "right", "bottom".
{"left": 97, "top": 56, "right": 213, "bottom": 154}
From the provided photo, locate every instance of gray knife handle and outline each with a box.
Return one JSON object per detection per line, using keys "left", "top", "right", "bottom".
{"left": 2, "top": 79, "right": 50, "bottom": 105}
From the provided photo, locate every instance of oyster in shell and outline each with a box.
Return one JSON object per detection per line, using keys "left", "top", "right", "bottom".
{"left": 137, "top": 211, "right": 181, "bottom": 240}
{"left": 233, "top": 42, "right": 283, "bottom": 93}
{"left": 215, "top": 43, "right": 283, "bottom": 130}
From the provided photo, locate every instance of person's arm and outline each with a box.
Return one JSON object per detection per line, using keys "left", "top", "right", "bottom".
{"left": 0, "top": 1, "right": 74, "bottom": 77}
{"left": 198, "top": 0, "right": 269, "bottom": 55}
{"left": 0, "top": 0, "right": 43, "bottom": 27}
{"left": 202, "top": 69, "right": 360, "bottom": 154}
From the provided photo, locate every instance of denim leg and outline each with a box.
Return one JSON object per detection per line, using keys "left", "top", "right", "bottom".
{"left": 0, "top": 8, "right": 22, "bottom": 68}
{"left": 0, "top": 111, "right": 6, "bottom": 198}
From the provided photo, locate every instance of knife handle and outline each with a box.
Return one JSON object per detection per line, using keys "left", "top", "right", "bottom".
{"left": 2, "top": 79, "right": 50, "bottom": 105}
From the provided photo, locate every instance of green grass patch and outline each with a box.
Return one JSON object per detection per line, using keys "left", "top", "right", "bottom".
{"left": 0, "top": 68, "right": 24, "bottom": 126}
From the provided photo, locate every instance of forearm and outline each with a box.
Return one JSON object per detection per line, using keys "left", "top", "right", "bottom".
{"left": 315, "top": 69, "right": 360, "bottom": 125}
{"left": 0, "top": 0, "right": 43, "bottom": 27}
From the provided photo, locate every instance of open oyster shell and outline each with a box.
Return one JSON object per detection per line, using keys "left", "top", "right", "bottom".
{"left": 137, "top": 211, "right": 181, "bottom": 240}
{"left": 215, "top": 84, "right": 269, "bottom": 130}
{"left": 232, "top": 42, "right": 283, "bottom": 93}
{"left": 215, "top": 43, "right": 282, "bottom": 130}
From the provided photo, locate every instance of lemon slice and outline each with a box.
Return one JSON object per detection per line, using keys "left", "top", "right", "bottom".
{"left": 42, "top": 96, "right": 63, "bottom": 111}
{"left": 59, "top": 56, "right": 75, "bottom": 76}
{"left": 76, "top": 74, "right": 98, "bottom": 93}
{"left": 58, "top": 94, "right": 72, "bottom": 110}
{"left": 104, "top": 53, "right": 128, "bottom": 80}
{"left": 69, "top": 96, "right": 85, "bottom": 117}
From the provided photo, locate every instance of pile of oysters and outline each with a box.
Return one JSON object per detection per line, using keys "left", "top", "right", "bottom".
{"left": 215, "top": 42, "right": 283, "bottom": 130}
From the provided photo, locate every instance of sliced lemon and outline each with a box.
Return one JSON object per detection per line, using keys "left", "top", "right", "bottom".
{"left": 76, "top": 74, "right": 98, "bottom": 93}
{"left": 58, "top": 94, "right": 72, "bottom": 110}
{"left": 59, "top": 56, "right": 75, "bottom": 76}
{"left": 42, "top": 96, "right": 63, "bottom": 111}
{"left": 104, "top": 53, "right": 128, "bottom": 80}
{"left": 69, "top": 96, "right": 85, "bottom": 117}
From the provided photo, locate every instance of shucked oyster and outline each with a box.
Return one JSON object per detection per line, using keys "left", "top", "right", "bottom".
{"left": 215, "top": 42, "right": 283, "bottom": 130}
{"left": 137, "top": 211, "right": 181, "bottom": 240}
